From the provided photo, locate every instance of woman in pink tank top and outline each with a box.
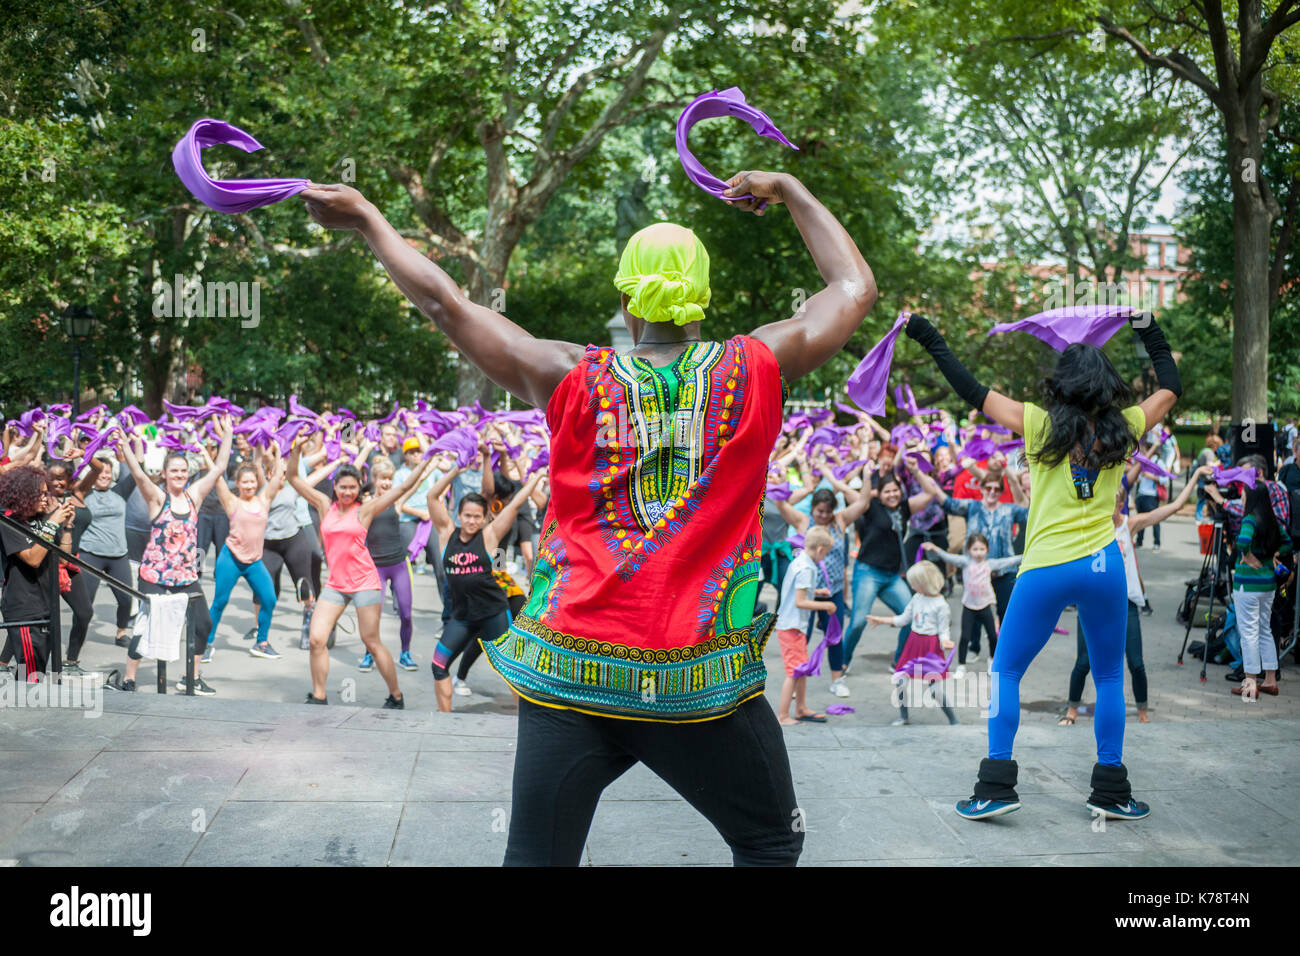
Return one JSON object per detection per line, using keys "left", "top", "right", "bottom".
{"left": 203, "top": 443, "right": 286, "bottom": 660}
{"left": 288, "top": 443, "right": 437, "bottom": 708}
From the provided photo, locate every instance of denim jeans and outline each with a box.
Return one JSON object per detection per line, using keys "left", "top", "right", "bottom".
{"left": 1134, "top": 494, "right": 1160, "bottom": 546}
{"left": 843, "top": 562, "right": 912, "bottom": 665}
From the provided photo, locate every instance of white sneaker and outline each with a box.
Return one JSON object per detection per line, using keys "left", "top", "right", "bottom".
{"left": 453, "top": 677, "right": 472, "bottom": 697}
{"left": 954, "top": 664, "right": 967, "bottom": 678}
{"left": 829, "top": 678, "right": 850, "bottom": 698}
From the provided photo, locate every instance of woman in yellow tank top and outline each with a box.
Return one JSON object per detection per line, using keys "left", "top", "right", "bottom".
{"left": 905, "top": 312, "right": 1180, "bottom": 824}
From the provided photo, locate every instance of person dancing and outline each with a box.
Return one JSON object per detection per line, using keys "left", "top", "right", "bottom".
{"left": 116, "top": 420, "right": 234, "bottom": 695}
{"left": 202, "top": 444, "right": 286, "bottom": 661}
{"left": 904, "top": 311, "right": 1179, "bottom": 822}
{"left": 425, "top": 464, "right": 545, "bottom": 712}
{"left": 287, "top": 443, "right": 429, "bottom": 707}
{"left": 300, "top": 166, "right": 876, "bottom": 866}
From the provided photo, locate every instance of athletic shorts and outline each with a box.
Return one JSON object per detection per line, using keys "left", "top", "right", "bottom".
{"left": 319, "top": 586, "right": 382, "bottom": 608}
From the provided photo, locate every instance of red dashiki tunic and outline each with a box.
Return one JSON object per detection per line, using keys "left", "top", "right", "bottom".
{"left": 482, "top": 335, "right": 784, "bottom": 721}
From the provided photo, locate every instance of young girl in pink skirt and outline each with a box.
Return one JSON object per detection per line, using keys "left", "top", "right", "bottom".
{"left": 867, "top": 562, "right": 958, "bottom": 726}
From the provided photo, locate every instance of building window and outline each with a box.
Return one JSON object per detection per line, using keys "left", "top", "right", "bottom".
{"left": 1163, "top": 279, "right": 1178, "bottom": 306}
{"left": 1164, "top": 242, "right": 1178, "bottom": 269}
{"left": 1145, "top": 241, "right": 1162, "bottom": 269}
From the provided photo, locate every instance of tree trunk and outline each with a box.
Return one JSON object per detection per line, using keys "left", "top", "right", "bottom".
{"left": 455, "top": 226, "right": 521, "bottom": 408}
{"left": 1229, "top": 159, "right": 1272, "bottom": 422}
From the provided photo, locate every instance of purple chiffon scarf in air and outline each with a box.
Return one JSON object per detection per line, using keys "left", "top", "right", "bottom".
{"left": 676, "top": 87, "right": 798, "bottom": 208}
{"left": 173, "top": 118, "right": 309, "bottom": 214}
{"left": 989, "top": 304, "right": 1134, "bottom": 352}
{"left": 846, "top": 313, "right": 909, "bottom": 416}
{"left": 793, "top": 565, "right": 843, "bottom": 679}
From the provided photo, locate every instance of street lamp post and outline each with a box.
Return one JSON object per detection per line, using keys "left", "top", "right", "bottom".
{"left": 61, "top": 305, "right": 97, "bottom": 417}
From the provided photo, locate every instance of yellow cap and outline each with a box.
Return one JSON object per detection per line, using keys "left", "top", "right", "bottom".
{"left": 613, "top": 223, "right": 710, "bottom": 326}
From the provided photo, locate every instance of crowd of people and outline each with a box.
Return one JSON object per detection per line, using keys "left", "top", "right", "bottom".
{"left": 1, "top": 168, "right": 1296, "bottom": 864}
{"left": 3, "top": 388, "right": 1290, "bottom": 717}
{"left": 0, "top": 404, "right": 551, "bottom": 710}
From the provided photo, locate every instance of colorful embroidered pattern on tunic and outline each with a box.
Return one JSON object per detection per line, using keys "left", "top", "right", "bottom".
{"left": 482, "top": 336, "right": 783, "bottom": 722}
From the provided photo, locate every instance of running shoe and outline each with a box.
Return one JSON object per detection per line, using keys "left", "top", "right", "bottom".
{"left": 250, "top": 642, "right": 281, "bottom": 660}
{"left": 955, "top": 798, "right": 1021, "bottom": 820}
{"left": 828, "top": 678, "right": 850, "bottom": 698}
{"left": 114, "top": 635, "right": 130, "bottom": 648}
{"left": 954, "top": 664, "right": 967, "bottom": 678}
{"left": 242, "top": 626, "right": 258, "bottom": 641}
{"left": 453, "top": 677, "right": 472, "bottom": 697}
{"left": 399, "top": 651, "right": 418, "bottom": 671}
{"left": 61, "top": 661, "right": 84, "bottom": 676}
{"left": 200, "top": 643, "right": 215, "bottom": 664}
{"left": 382, "top": 694, "right": 405, "bottom": 710}
{"left": 1086, "top": 799, "right": 1151, "bottom": 821}
{"left": 121, "top": 679, "right": 136, "bottom": 693}
{"left": 305, "top": 692, "right": 327, "bottom": 705}
{"left": 890, "top": 717, "right": 909, "bottom": 726}
{"left": 358, "top": 653, "right": 374, "bottom": 672}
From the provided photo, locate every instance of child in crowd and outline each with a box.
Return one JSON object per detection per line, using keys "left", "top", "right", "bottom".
{"left": 868, "top": 561, "right": 957, "bottom": 726}
{"left": 774, "top": 525, "right": 837, "bottom": 726}
{"left": 922, "top": 534, "right": 1021, "bottom": 676}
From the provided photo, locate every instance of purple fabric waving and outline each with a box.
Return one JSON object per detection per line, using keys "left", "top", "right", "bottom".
{"left": 429, "top": 427, "right": 479, "bottom": 468}
{"left": 162, "top": 400, "right": 199, "bottom": 421}
{"left": 997, "top": 439, "right": 1025, "bottom": 455}
{"left": 676, "top": 87, "right": 798, "bottom": 207}
{"left": 1213, "top": 465, "right": 1258, "bottom": 489}
{"left": 832, "top": 460, "right": 868, "bottom": 481}
{"left": 893, "top": 646, "right": 955, "bottom": 682}
{"left": 407, "top": 521, "right": 432, "bottom": 561}
{"left": 765, "top": 482, "right": 793, "bottom": 500}
{"left": 1132, "top": 452, "right": 1175, "bottom": 480}
{"left": 835, "top": 401, "right": 864, "bottom": 419}
{"left": 961, "top": 437, "right": 996, "bottom": 461}
{"left": 172, "top": 118, "right": 309, "bottom": 214}
{"left": 903, "top": 451, "right": 933, "bottom": 474}
{"left": 118, "top": 404, "right": 152, "bottom": 427}
{"left": 982, "top": 423, "right": 1012, "bottom": 435}
{"left": 824, "top": 704, "right": 855, "bottom": 715}
{"left": 793, "top": 564, "right": 842, "bottom": 679}
{"left": 988, "top": 304, "right": 1134, "bottom": 352}
{"left": 846, "top": 313, "right": 908, "bottom": 416}
{"left": 525, "top": 448, "right": 550, "bottom": 476}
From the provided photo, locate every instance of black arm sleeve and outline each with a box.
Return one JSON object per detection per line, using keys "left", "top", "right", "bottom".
{"left": 903, "top": 314, "right": 990, "bottom": 412}
{"left": 1132, "top": 313, "right": 1182, "bottom": 397}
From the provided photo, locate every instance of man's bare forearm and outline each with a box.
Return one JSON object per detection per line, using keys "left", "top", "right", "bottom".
{"left": 781, "top": 176, "right": 873, "bottom": 296}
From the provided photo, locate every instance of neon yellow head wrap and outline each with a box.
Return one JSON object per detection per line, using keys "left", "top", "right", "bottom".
{"left": 613, "top": 222, "right": 711, "bottom": 326}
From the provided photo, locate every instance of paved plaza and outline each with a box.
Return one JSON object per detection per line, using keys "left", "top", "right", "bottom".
{"left": 1, "top": 514, "right": 1296, "bottom": 865}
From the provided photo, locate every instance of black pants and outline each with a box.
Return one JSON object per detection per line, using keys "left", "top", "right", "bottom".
{"left": 1133, "top": 494, "right": 1160, "bottom": 547}
{"left": 1069, "top": 601, "right": 1148, "bottom": 708}
{"left": 992, "top": 572, "right": 1016, "bottom": 626}
{"left": 5, "top": 625, "right": 50, "bottom": 681}
{"left": 262, "top": 529, "right": 319, "bottom": 600}
{"left": 129, "top": 579, "right": 211, "bottom": 661}
{"left": 455, "top": 594, "right": 524, "bottom": 680}
{"left": 197, "top": 511, "right": 229, "bottom": 574}
{"left": 61, "top": 570, "right": 93, "bottom": 662}
{"left": 432, "top": 608, "right": 510, "bottom": 680}
{"left": 504, "top": 695, "right": 803, "bottom": 866}
{"left": 81, "top": 552, "right": 134, "bottom": 628}
{"left": 959, "top": 604, "right": 997, "bottom": 664}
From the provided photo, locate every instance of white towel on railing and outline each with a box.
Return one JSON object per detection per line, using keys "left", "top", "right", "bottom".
{"left": 133, "top": 594, "right": 189, "bottom": 661}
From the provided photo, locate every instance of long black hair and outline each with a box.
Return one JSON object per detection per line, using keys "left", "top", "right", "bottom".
{"left": 1243, "top": 484, "right": 1280, "bottom": 557}
{"left": 1029, "top": 343, "right": 1137, "bottom": 471}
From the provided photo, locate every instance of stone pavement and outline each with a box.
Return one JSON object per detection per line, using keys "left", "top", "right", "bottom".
{"left": 0, "top": 513, "right": 1296, "bottom": 865}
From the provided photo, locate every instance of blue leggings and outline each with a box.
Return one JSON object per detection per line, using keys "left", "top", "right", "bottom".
{"left": 990, "top": 540, "right": 1127, "bottom": 765}
{"left": 208, "top": 546, "right": 277, "bottom": 645}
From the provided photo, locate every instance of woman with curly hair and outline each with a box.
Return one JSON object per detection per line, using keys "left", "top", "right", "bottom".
{"left": 46, "top": 452, "right": 108, "bottom": 675}
{"left": 906, "top": 311, "right": 1179, "bottom": 823}
{"left": 0, "top": 464, "right": 76, "bottom": 681}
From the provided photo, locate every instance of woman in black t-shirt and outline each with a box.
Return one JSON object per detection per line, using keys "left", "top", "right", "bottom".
{"left": 46, "top": 455, "right": 107, "bottom": 674}
{"left": 842, "top": 463, "right": 940, "bottom": 669}
{"left": 0, "top": 464, "right": 75, "bottom": 681}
